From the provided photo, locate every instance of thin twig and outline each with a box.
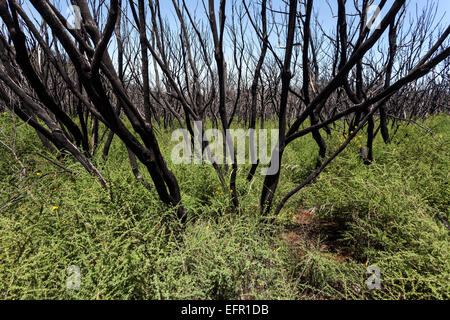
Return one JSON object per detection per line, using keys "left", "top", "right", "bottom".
{"left": 36, "top": 152, "right": 73, "bottom": 173}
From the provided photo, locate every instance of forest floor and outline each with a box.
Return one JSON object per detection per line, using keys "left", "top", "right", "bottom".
{"left": 0, "top": 113, "right": 448, "bottom": 299}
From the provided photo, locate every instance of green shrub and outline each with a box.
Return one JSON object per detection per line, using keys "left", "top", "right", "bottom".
{"left": 0, "top": 114, "right": 448, "bottom": 299}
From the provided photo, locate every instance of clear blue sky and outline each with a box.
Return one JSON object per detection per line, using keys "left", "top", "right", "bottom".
{"left": 178, "top": 0, "right": 450, "bottom": 32}
{"left": 18, "top": 0, "right": 450, "bottom": 72}
{"left": 21, "top": 1, "right": 450, "bottom": 42}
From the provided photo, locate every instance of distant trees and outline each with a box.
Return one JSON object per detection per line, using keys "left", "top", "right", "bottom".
{"left": 0, "top": 0, "right": 448, "bottom": 222}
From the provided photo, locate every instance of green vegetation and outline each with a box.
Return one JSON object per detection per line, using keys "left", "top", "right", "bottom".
{"left": 0, "top": 113, "right": 448, "bottom": 299}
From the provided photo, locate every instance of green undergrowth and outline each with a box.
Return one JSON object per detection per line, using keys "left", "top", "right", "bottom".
{"left": 0, "top": 112, "right": 448, "bottom": 299}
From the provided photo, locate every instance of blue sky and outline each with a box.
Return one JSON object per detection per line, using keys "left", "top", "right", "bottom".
{"left": 176, "top": 0, "right": 450, "bottom": 33}
{"left": 17, "top": 0, "right": 450, "bottom": 76}
{"left": 20, "top": 1, "right": 450, "bottom": 43}
{"left": 150, "top": 0, "right": 450, "bottom": 63}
